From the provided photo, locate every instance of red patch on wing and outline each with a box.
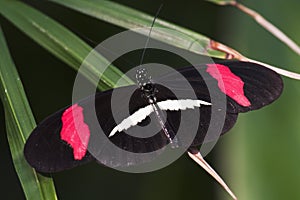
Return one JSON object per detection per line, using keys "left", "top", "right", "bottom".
{"left": 206, "top": 64, "right": 251, "bottom": 107}
{"left": 61, "top": 104, "right": 90, "bottom": 160}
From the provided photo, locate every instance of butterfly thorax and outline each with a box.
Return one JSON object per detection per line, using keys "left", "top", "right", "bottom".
{"left": 136, "top": 68, "right": 157, "bottom": 104}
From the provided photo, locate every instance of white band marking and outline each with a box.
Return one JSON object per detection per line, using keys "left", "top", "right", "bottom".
{"left": 109, "top": 99, "right": 211, "bottom": 137}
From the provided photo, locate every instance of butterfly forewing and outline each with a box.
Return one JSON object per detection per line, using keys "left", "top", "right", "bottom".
{"left": 161, "top": 61, "right": 283, "bottom": 113}
{"left": 24, "top": 108, "right": 95, "bottom": 173}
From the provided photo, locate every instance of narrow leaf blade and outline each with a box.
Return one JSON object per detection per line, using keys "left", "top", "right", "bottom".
{"left": 0, "top": 27, "right": 57, "bottom": 200}
{"left": 49, "top": 0, "right": 227, "bottom": 59}
{"left": 0, "top": 0, "right": 133, "bottom": 90}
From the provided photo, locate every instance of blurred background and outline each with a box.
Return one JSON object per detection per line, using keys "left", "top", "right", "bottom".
{"left": 0, "top": 0, "right": 299, "bottom": 199}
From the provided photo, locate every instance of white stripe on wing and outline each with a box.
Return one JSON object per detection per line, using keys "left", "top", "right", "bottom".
{"left": 108, "top": 99, "right": 211, "bottom": 137}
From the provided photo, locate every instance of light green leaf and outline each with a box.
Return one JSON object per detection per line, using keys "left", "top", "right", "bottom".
{"left": 49, "top": 0, "right": 227, "bottom": 59}
{"left": 0, "top": 0, "right": 133, "bottom": 90}
{"left": 0, "top": 27, "right": 57, "bottom": 200}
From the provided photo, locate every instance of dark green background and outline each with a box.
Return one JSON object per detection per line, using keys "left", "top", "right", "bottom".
{"left": 0, "top": 0, "right": 299, "bottom": 199}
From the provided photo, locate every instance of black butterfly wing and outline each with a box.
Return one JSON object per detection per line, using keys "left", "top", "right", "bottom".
{"left": 226, "top": 61, "right": 283, "bottom": 112}
{"left": 155, "top": 61, "right": 283, "bottom": 145}
{"left": 160, "top": 61, "right": 283, "bottom": 113}
{"left": 24, "top": 86, "right": 171, "bottom": 172}
{"left": 24, "top": 108, "right": 95, "bottom": 173}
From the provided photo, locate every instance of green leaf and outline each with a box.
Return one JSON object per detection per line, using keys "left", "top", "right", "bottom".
{"left": 0, "top": 27, "right": 57, "bottom": 200}
{"left": 49, "top": 0, "right": 227, "bottom": 59}
{"left": 0, "top": 0, "right": 133, "bottom": 90}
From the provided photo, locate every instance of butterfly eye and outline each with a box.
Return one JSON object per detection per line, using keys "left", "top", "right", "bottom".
{"left": 142, "top": 83, "right": 154, "bottom": 92}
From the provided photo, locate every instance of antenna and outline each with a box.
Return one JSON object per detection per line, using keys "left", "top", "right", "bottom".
{"left": 135, "top": 4, "right": 179, "bottom": 148}
{"left": 139, "top": 4, "right": 164, "bottom": 66}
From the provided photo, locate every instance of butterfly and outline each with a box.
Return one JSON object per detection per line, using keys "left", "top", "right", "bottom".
{"left": 24, "top": 61, "right": 283, "bottom": 172}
